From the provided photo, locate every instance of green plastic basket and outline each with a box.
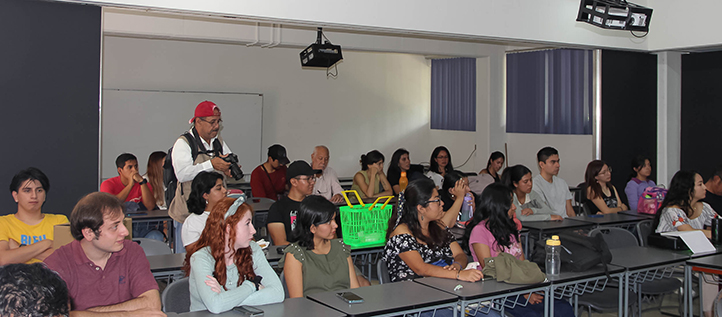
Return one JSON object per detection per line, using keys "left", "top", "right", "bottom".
{"left": 339, "top": 190, "right": 393, "bottom": 249}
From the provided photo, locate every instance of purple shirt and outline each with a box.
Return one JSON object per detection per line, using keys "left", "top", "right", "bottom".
{"left": 624, "top": 178, "right": 656, "bottom": 211}
{"left": 44, "top": 240, "right": 158, "bottom": 311}
{"left": 467, "top": 220, "right": 523, "bottom": 263}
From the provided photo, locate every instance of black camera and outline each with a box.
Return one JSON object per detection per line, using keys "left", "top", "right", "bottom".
{"left": 221, "top": 153, "right": 244, "bottom": 180}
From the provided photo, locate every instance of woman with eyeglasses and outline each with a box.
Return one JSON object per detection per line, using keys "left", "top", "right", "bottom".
{"left": 439, "top": 170, "right": 476, "bottom": 227}
{"left": 184, "top": 196, "right": 283, "bottom": 313}
{"left": 426, "top": 146, "right": 454, "bottom": 189}
{"left": 584, "top": 160, "right": 628, "bottom": 214}
{"left": 351, "top": 150, "right": 393, "bottom": 198}
{"left": 280, "top": 195, "right": 359, "bottom": 298}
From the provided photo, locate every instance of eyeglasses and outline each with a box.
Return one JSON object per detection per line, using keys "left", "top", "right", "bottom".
{"left": 436, "top": 156, "right": 448, "bottom": 160}
{"left": 296, "top": 176, "right": 317, "bottom": 183}
{"left": 599, "top": 167, "right": 613, "bottom": 175}
{"left": 425, "top": 198, "right": 442, "bottom": 205}
{"left": 199, "top": 117, "right": 223, "bottom": 126}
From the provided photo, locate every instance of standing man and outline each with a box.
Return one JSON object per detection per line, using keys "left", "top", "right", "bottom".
{"left": 532, "top": 147, "right": 576, "bottom": 218}
{"left": 101, "top": 153, "right": 155, "bottom": 211}
{"left": 168, "top": 101, "right": 235, "bottom": 251}
{"left": 44, "top": 192, "right": 165, "bottom": 317}
{"left": 266, "top": 160, "right": 319, "bottom": 245}
{"left": 250, "top": 144, "right": 289, "bottom": 200}
{"left": 311, "top": 145, "right": 344, "bottom": 203}
{"left": 703, "top": 165, "right": 722, "bottom": 216}
{"left": 0, "top": 168, "right": 68, "bottom": 265}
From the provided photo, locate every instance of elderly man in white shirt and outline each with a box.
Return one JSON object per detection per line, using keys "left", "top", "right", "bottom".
{"left": 311, "top": 145, "right": 344, "bottom": 203}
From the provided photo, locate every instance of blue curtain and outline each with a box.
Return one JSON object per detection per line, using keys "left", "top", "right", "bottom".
{"left": 431, "top": 58, "right": 476, "bottom": 131}
{"left": 506, "top": 49, "right": 593, "bottom": 135}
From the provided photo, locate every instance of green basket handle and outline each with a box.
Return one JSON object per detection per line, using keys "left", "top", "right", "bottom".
{"left": 340, "top": 190, "right": 365, "bottom": 208}
{"left": 368, "top": 196, "right": 393, "bottom": 211}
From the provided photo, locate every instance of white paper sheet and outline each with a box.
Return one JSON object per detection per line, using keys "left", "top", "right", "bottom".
{"left": 661, "top": 231, "right": 716, "bottom": 254}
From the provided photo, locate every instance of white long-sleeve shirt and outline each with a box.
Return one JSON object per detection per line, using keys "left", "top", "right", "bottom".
{"left": 171, "top": 129, "right": 231, "bottom": 183}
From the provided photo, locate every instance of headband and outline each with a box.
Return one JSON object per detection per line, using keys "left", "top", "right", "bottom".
{"left": 224, "top": 194, "right": 247, "bottom": 220}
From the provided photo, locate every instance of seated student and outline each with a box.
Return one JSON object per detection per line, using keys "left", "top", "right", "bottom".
{"left": 101, "top": 153, "right": 156, "bottom": 211}
{"left": 425, "top": 146, "right": 453, "bottom": 189}
{"left": 184, "top": 196, "right": 283, "bottom": 313}
{"left": 383, "top": 178, "right": 481, "bottom": 283}
{"left": 44, "top": 192, "right": 163, "bottom": 316}
{"left": 280, "top": 195, "right": 359, "bottom": 297}
{"left": 624, "top": 155, "right": 656, "bottom": 210}
{"left": 532, "top": 147, "right": 575, "bottom": 218}
{"left": 479, "top": 151, "right": 505, "bottom": 183}
{"left": 351, "top": 150, "right": 393, "bottom": 199}
{"left": 584, "top": 160, "right": 628, "bottom": 214}
{"left": 387, "top": 148, "right": 424, "bottom": 195}
{"left": 250, "top": 144, "right": 290, "bottom": 200}
{"left": 310, "top": 145, "right": 344, "bottom": 203}
{"left": 182, "top": 171, "right": 226, "bottom": 251}
{"left": 144, "top": 151, "right": 167, "bottom": 209}
{"left": 653, "top": 170, "right": 717, "bottom": 317}
{"left": 502, "top": 165, "right": 562, "bottom": 221}
{"left": 0, "top": 167, "right": 68, "bottom": 265}
{"left": 0, "top": 263, "right": 70, "bottom": 317}
{"left": 439, "top": 170, "right": 476, "bottom": 227}
{"left": 463, "top": 184, "right": 574, "bottom": 317}
{"left": 267, "top": 160, "right": 320, "bottom": 245}
{"left": 702, "top": 165, "right": 722, "bottom": 216}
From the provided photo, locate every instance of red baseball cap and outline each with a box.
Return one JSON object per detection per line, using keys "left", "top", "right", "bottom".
{"left": 189, "top": 101, "right": 220, "bottom": 124}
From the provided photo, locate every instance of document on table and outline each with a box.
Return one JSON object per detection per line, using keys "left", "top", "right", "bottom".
{"left": 661, "top": 231, "right": 716, "bottom": 254}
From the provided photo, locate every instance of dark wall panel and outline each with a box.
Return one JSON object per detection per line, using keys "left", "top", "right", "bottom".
{"left": 601, "top": 50, "right": 657, "bottom": 205}
{"left": 0, "top": 0, "right": 100, "bottom": 216}
{"left": 681, "top": 52, "right": 722, "bottom": 180}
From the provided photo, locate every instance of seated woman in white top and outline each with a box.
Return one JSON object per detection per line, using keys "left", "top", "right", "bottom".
{"left": 425, "top": 146, "right": 453, "bottom": 189}
{"left": 653, "top": 170, "right": 717, "bottom": 317}
{"left": 182, "top": 171, "right": 226, "bottom": 252}
{"left": 184, "top": 196, "right": 283, "bottom": 313}
{"left": 501, "top": 165, "right": 562, "bottom": 221}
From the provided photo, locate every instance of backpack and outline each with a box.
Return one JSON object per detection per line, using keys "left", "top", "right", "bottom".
{"left": 163, "top": 132, "right": 198, "bottom": 205}
{"left": 637, "top": 186, "right": 667, "bottom": 215}
{"left": 532, "top": 230, "right": 612, "bottom": 274}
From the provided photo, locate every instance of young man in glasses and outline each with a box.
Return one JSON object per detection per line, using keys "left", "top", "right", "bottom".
{"left": 267, "top": 160, "right": 320, "bottom": 246}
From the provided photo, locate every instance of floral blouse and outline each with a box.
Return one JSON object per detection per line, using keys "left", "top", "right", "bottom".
{"left": 655, "top": 202, "right": 716, "bottom": 233}
{"left": 382, "top": 229, "right": 454, "bottom": 282}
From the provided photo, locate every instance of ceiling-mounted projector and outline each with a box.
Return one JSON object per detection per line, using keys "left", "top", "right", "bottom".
{"left": 577, "top": 0, "right": 652, "bottom": 32}
{"left": 300, "top": 28, "right": 343, "bottom": 68}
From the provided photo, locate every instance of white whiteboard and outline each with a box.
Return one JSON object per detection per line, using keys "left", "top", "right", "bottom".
{"left": 101, "top": 89, "right": 263, "bottom": 180}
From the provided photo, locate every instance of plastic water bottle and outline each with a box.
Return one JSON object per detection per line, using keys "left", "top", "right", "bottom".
{"left": 399, "top": 171, "right": 408, "bottom": 192}
{"left": 545, "top": 238, "right": 561, "bottom": 276}
{"left": 459, "top": 193, "right": 474, "bottom": 222}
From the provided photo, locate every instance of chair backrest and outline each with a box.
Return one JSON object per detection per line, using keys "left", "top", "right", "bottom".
{"left": 162, "top": 277, "right": 190, "bottom": 313}
{"left": 714, "top": 288, "right": 722, "bottom": 317}
{"left": 588, "top": 227, "right": 639, "bottom": 249}
{"left": 279, "top": 271, "right": 289, "bottom": 298}
{"left": 377, "top": 258, "right": 391, "bottom": 284}
{"left": 133, "top": 238, "right": 172, "bottom": 256}
{"left": 636, "top": 220, "right": 653, "bottom": 246}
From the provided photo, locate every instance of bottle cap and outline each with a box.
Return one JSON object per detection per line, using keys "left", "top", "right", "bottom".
{"left": 401, "top": 171, "right": 407, "bottom": 177}
{"left": 551, "top": 235, "right": 560, "bottom": 240}
{"left": 546, "top": 239, "right": 561, "bottom": 246}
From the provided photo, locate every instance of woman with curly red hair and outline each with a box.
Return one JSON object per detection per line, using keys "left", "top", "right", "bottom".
{"left": 183, "top": 195, "right": 283, "bottom": 313}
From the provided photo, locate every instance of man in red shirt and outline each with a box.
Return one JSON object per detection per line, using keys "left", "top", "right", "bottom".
{"left": 101, "top": 153, "right": 155, "bottom": 211}
{"left": 44, "top": 192, "right": 164, "bottom": 316}
{"left": 250, "top": 144, "right": 290, "bottom": 200}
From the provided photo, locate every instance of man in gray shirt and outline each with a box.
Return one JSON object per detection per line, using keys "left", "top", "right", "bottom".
{"left": 532, "top": 147, "right": 576, "bottom": 218}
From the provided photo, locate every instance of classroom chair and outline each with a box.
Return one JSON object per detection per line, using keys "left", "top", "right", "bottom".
{"left": 635, "top": 220, "right": 652, "bottom": 246}
{"left": 377, "top": 259, "right": 391, "bottom": 284}
{"left": 133, "top": 238, "right": 172, "bottom": 256}
{"left": 279, "top": 271, "right": 290, "bottom": 298}
{"left": 161, "top": 277, "right": 190, "bottom": 313}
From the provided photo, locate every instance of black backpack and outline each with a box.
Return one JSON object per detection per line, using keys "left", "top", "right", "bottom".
{"left": 163, "top": 132, "right": 199, "bottom": 205}
{"left": 531, "top": 229, "right": 613, "bottom": 273}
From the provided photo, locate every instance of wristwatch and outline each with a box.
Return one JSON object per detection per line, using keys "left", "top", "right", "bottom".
{"left": 138, "top": 179, "right": 148, "bottom": 185}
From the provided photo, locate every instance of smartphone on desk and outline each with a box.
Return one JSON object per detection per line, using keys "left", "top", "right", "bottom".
{"left": 233, "top": 305, "right": 263, "bottom": 316}
{"left": 337, "top": 292, "right": 364, "bottom": 304}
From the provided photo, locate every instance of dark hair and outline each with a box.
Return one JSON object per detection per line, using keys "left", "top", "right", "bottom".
{"left": 430, "top": 146, "right": 454, "bottom": 174}
{"left": 441, "top": 170, "right": 466, "bottom": 201}
{"left": 293, "top": 195, "right": 338, "bottom": 250}
{"left": 0, "top": 263, "right": 69, "bottom": 317}
{"left": 462, "top": 183, "right": 518, "bottom": 254}
{"left": 652, "top": 170, "right": 701, "bottom": 231}
{"left": 69, "top": 192, "right": 125, "bottom": 240}
{"left": 187, "top": 171, "right": 225, "bottom": 215}
{"left": 386, "top": 178, "right": 449, "bottom": 248}
{"left": 707, "top": 164, "right": 722, "bottom": 183}
{"left": 500, "top": 165, "right": 532, "bottom": 190}
{"left": 387, "top": 148, "right": 410, "bottom": 176}
{"left": 628, "top": 155, "right": 651, "bottom": 181}
{"left": 360, "top": 150, "right": 385, "bottom": 171}
{"left": 584, "top": 160, "right": 611, "bottom": 200}
{"left": 486, "top": 151, "right": 505, "bottom": 171}
{"left": 10, "top": 167, "right": 50, "bottom": 193}
{"left": 147, "top": 151, "right": 167, "bottom": 206}
{"left": 115, "top": 153, "right": 137, "bottom": 169}
{"left": 536, "top": 147, "right": 559, "bottom": 163}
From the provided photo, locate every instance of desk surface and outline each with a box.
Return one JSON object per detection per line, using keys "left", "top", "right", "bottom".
{"left": 687, "top": 253, "right": 722, "bottom": 270}
{"left": 167, "top": 298, "right": 345, "bottom": 317}
{"left": 128, "top": 209, "right": 171, "bottom": 220}
{"left": 521, "top": 218, "right": 591, "bottom": 231}
{"left": 610, "top": 246, "right": 689, "bottom": 270}
{"left": 414, "top": 276, "right": 548, "bottom": 301}
{"left": 546, "top": 263, "right": 625, "bottom": 284}
{"left": 307, "top": 280, "right": 457, "bottom": 316}
{"left": 567, "top": 213, "right": 645, "bottom": 225}
{"left": 148, "top": 253, "right": 185, "bottom": 272}
{"left": 619, "top": 211, "right": 655, "bottom": 219}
